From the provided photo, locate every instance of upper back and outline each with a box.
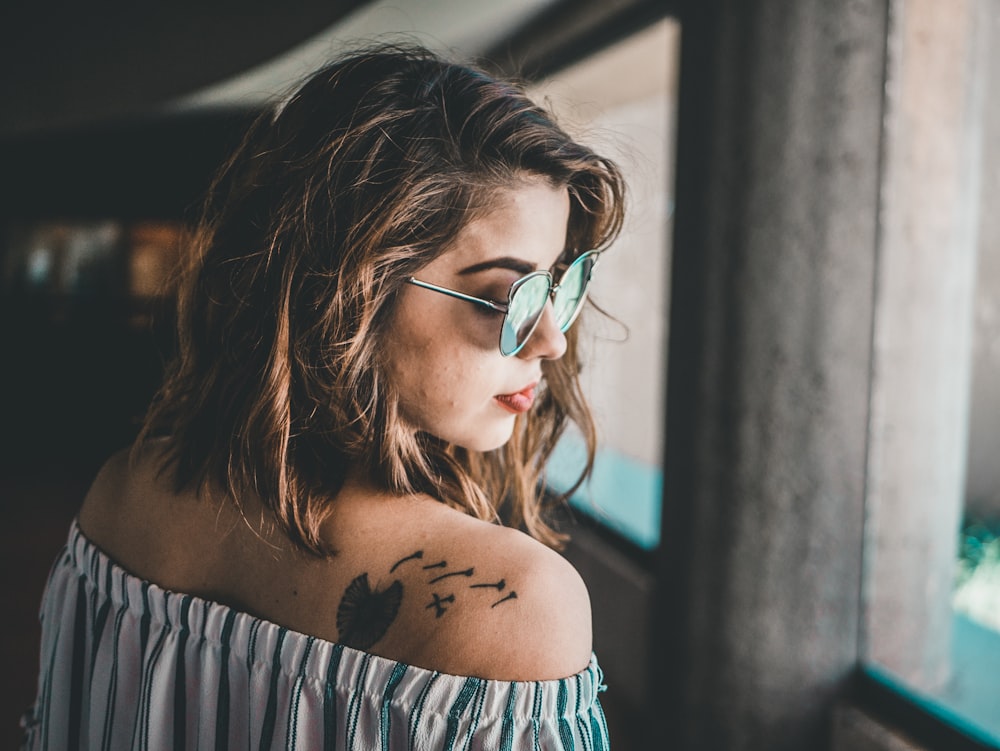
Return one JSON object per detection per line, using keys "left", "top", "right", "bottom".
{"left": 77, "top": 443, "right": 593, "bottom": 682}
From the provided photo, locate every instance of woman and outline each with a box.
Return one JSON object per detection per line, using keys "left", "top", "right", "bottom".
{"left": 23, "top": 45, "right": 625, "bottom": 749}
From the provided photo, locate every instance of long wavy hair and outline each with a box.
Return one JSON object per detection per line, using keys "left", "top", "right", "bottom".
{"left": 136, "top": 45, "right": 625, "bottom": 555}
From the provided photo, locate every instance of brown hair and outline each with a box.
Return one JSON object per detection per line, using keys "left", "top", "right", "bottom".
{"left": 137, "top": 45, "right": 625, "bottom": 554}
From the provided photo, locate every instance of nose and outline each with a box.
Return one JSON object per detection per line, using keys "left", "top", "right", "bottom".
{"left": 518, "top": 301, "right": 567, "bottom": 361}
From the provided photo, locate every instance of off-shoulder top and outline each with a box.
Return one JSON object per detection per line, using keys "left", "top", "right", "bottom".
{"left": 21, "top": 520, "right": 610, "bottom": 750}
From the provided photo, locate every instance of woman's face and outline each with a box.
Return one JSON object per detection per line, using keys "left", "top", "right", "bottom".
{"left": 384, "top": 178, "right": 572, "bottom": 452}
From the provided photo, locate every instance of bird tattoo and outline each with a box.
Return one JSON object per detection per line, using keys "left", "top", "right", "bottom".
{"left": 336, "top": 573, "right": 404, "bottom": 650}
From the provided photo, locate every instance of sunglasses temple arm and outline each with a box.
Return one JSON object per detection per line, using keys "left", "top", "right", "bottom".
{"left": 406, "top": 278, "right": 509, "bottom": 313}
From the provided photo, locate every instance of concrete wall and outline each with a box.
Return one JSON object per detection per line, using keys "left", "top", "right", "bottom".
{"left": 531, "top": 20, "right": 678, "bottom": 471}
{"left": 652, "top": 0, "right": 888, "bottom": 747}
{"left": 863, "top": 0, "right": 987, "bottom": 692}
{"left": 965, "top": 3, "right": 1000, "bottom": 522}
{"left": 649, "top": 0, "right": 992, "bottom": 748}
{"left": 536, "top": 3, "right": 995, "bottom": 748}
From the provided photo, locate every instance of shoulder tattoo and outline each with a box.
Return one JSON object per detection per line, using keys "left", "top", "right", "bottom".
{"left": 335, "top": 549, "right": 518, "bottom": 649}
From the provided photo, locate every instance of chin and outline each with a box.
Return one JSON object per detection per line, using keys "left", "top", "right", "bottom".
{"left": 452, "top": 420, "right": 517, "bottom": 453}
{"left": 477, "top": 436, "right": 514, "bottom": 453}
{"left": 458, "top": 434, "right": 513, "bottom": 454}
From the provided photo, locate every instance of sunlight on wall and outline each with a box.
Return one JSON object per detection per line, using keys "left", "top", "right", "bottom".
{"left": 531, "top": 19, "right": 679, "bottom": 549}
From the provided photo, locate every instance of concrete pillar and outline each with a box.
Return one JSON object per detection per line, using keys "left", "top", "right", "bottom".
{"left": 652, "top": 1, "right": 888, "bottom": 749}
{"left": 652, "top": 0, "right": 989, "bottom": 747}
{"left": 863, "top": 0, "right": 987, "bottom": 690}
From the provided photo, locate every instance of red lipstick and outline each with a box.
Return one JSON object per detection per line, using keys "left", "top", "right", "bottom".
{"left": 494, "top": 384, "right": 537, "bottom": 414}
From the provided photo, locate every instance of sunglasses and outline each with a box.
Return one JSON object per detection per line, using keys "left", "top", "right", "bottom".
{"left": 407, "top": 250, "right": 601, "bottom": 356}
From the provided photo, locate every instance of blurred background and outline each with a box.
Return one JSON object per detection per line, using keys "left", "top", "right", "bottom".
{"left": 1, "top": 1, "right": 998, "bottom": 750}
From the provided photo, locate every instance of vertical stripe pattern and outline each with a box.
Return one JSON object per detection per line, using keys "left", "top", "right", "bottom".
{"left": 379, "top": 661, "right": 408, "bottom": 749}
{"left": 216, "top": 609, "right": 238, "bottom": 749}
{"left": 172, "top": 595, "right": 191, "bottom": 750}
{"left": 21, "top": 520, "right": 612, "bottom": 750}
{"left": 322, "top": 643, "right": 345, "bottom": 750}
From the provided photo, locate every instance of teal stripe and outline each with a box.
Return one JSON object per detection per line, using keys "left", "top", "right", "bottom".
{"left": 247, "top": 618, "right": 263, "bottom": 739}
{"left": 128, "top": 583, "right": 153, "bottom": 751}
{"left": 578, "top": 721, "right": 591, "bottom": 751}
{"left": 85, "top": 543, "right": 102, "bottom": 680}
{"left": 595, "top": 697, "right": 609, "bottom": 744}
{"left": 499, "top": 682, "right": 518, "bottom": 751}
{"left": 589, "top": 709, "right": 605, "bottom": 751}
{"left": 557, "top": 679, "right": 574, "bottom": 750}
{"left": 346, "top": 654, "right": 374, "bottom": 749}
{"left": 322, "top": 644, "right": 345, "bottom": 751}
{"left": 135, "top": 594, "right": 157, "bottom": 749}
{"left": 460, "top": 678, "right": 488, "bottom": 751}
{"left": 101, "top": 569, "right": 130, "bottom": 751}
{"left": 89, "top": 563, "right": 113, "bottom": 682}
{"left": 35, "top": 543, "right": 71, "bottom": 744}
{"left": 407, "top": 672, "right": 441, "bottom": 751}
{"left": 138, "top": 582, "right": 152, "bottom": 652}
{"left": 248, "top": 618, "right": 262, "bottom": 662}
{"left": 531, "top": 683, "right": 543, "bottom": 751}
{"left": 257, "top": 626, "right": 287, "bottom": 751}
{"left": 592, "top": 664, "right": 609, "bottom": 744}
{"left": 573, "top": 675, "right": 591, "bottom": 751}
{"left": 39, "top": 612, "right": 62, "bottom": 749}
{"left": 216, "top": 609, "right": 238, "bottom": 749}
{"left": 285, "top": 636, "right": 315, "bottom": 751}
{"left": 137, "top": 595, "right": 171, "bottom": 749}
{"left": 173, "top": 596, "right": 192, "bottom": 751}
{"left": 442, "top": 677, "right": 481, "bottom": 751}
{"left": 575, "top": 711, "right": 591, "bottom": 751}
{"left": 379, "top": 662, "right": 408, "bottom": 750}
{"left": 66, "top": 577, "right": 89, "bottom": 747}
{"left": 85, "top": 546, "right": 101, "bottom": 729}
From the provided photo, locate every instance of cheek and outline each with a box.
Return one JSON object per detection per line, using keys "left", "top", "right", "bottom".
{"left": 384, "top": 333, "right": 470, "bottom": 406}
{"left": 394, "top": 285, "right": 504, "bottom": 356}
{"left": 464, "top": 311, "right": 505, "bottom": 351}
{"left": 384, "top": 293, "right": 503, "bottom": 412}
{"left": 414, "top": 358, "right": 490, "bottom": 406}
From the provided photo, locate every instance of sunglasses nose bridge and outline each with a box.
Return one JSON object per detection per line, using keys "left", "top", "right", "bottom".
{"left": 518, "top": 271, "right": 557, "bottom": 305}
{"left": 547, "top": 277, "right": 561, "bottom": 300}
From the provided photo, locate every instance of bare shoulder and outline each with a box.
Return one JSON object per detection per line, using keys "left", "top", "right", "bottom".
{"left": 468, "top": 524, "right": 593, "bottom": 680}
{"left": 371, "top": 504, "right": 593, "bottom": 682}
{"left": 76, "top": 441, "right": 215, "bottom": 588}
{"left": 78, "top": 446, "right": 133, "bottom": 536}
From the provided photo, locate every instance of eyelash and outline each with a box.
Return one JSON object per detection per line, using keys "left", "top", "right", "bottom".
{"left": 483, "top": 285, "right": 513, "bottom": 306}
{"left": 474, "top": 303, "right": 505, "bottom": 318}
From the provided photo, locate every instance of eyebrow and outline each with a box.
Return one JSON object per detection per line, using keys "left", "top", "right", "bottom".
{"left": 457, "top": 257, "right": 537, "bottom": 276}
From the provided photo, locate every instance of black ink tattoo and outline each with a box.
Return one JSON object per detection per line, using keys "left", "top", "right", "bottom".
{"left": 426, "top": 593, "right": 455, "bottom": 618}
{"left": 336, "top": 573, "right": 404, "bottom": 650}
{"left": 470, "top": 579, "right": 506, "bottom": 592}
{"left": 422, "top": 560, "right": 447, "bottom": 570}
{"left": 491, "top": 592, "right": 518, "bottom": 608}
{"left": 429, "top": 567, "right": 475, "bottom": 584}
{"left": 390, "top": 550, "right": 424, "bottom": 573}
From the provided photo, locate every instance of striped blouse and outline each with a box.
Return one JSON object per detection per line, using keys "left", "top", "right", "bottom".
{"left": 22, "top": 520, "right": 610, "bottom": 750}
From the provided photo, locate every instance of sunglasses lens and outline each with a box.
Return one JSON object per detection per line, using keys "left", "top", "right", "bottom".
{"left": 500, "top": 274, "right": 551, "bottom": 356}
{"left": 552, "top": 252, "right": 596, "bottom": 331}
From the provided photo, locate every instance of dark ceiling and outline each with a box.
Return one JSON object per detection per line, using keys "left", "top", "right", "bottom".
{"left": 0, "top": 0, "right": 670, "bottom": 221}
{"left": 0, "top": 0, "right": 671, "bottom": 141}
{"left": 0, "top": 1, "right": 372, "bottom": 139}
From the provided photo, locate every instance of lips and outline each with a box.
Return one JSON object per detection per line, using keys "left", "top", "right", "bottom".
{"left": 494, "top": 383, "right": 537, "bottom": 414}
